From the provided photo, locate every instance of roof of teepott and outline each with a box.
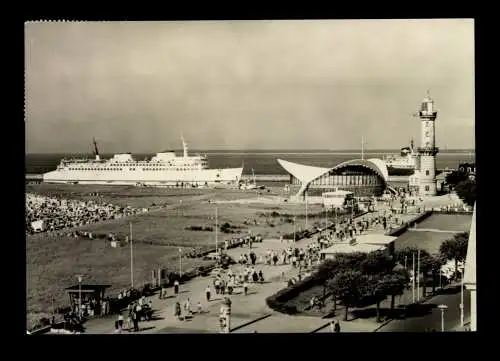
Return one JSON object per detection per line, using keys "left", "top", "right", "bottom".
{"left": 277, "top": 158, "right": 389, "bottom": 185}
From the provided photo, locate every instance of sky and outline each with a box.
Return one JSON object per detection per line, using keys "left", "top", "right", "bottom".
{"left": 25, "top": 19, "right": 475, "bottom": 153}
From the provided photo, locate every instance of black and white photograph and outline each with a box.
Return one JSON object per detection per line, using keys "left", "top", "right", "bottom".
{"left": 25, "top": 19, "right": 475, "bottom": 334}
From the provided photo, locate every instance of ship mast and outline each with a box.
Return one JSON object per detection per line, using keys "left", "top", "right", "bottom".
{"left": 361, "top": 135, "right": 366, "bottom": 160}
{"left": 93, "top": 137, "right": 100, "bottom": 161}
{"left": 181, "top": 134, "right": 188, "bottom": 158}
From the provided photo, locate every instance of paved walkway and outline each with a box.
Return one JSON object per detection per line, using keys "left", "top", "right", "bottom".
{"left": 81, "top": 199, "right": 456, "bottom": 334}
{"left": 83, "top": 236, "right": 307, "bottom": 334}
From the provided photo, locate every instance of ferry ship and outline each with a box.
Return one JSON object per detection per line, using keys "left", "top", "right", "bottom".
{"left": 383, "top": 140, "right": 418, "bottom": 176}
{"left": 42, "top": 137, "right": 244, "bottom": 187}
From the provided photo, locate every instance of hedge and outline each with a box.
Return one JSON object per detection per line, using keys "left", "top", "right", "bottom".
{"left": 265, "top": 274, "right": 319, "bottom": 315}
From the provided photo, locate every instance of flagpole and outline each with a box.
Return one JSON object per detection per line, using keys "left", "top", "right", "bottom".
{"left": 294, "top": 214, "right": 296, "bottom": 243}
{"left": 361, "top": 135, "right": 364, "bottom": 161}
{"left": 412, "top": 252, "right": 415, "bottom": 304}
{"left": 215, "top": 207, "right": 219, "bottom": 254}
{"left": 325, "top": 207, "right": 327, "bottom": 231}
{"left": 417, "top": 250, "right": 421, "bottom": 301}
{"left": 305, "top": 193, "right": 308, "bottom": 229}
{"left": 130, "top": 222, "right": 134, "bottom": 289}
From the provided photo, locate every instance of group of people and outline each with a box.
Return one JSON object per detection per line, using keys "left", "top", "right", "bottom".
{"left": 115, "top": 296, "right": 152, "bottom": 333}
{"left": 25, "top": 193, "right": 147, "bottom": 235}
{"left": 25, "top": 193, "right": 147, "bottom": 233}
{"left": 73, "top": 297, "right": 112, "bottom": 318}
{"left": 205, "top": 267, "right": 261, "bottom": 301}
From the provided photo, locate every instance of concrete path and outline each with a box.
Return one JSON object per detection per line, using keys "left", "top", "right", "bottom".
{"left": 83, "top": 235, "right": 307, "bottom": 334}
{"left": 81, "top": 200, "right": 454, "bottom": 334}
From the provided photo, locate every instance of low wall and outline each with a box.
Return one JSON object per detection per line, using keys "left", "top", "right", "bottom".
{"left": 432, "top": 210, "right": 473, "bottom": 215}
{"left": 387, "top": 210, "right": 434, "bottom": 237}
{"left": 29, "top": 322, "right": 64, "bottom": 335}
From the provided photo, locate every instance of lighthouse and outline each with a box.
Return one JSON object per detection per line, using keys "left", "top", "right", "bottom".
{"left": 417, "top": 91, "right": 439, "bottom": 196}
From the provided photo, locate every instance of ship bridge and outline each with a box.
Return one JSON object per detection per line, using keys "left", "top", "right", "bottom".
{"left": 151, "top": 152, "right": 177, "bottom": 161}
{"left": 110, "top": 154, "right": 135, "bottom": 162}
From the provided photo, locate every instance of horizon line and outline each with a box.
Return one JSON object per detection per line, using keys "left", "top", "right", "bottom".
{"left": 26, "top": 148, "right": 476, "bottom": 155}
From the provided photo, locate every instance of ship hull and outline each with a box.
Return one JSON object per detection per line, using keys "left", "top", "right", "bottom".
{"left": 42, "top": 167, "right": 244, "bottom": 187}
{"left": 387, "top": 166, "right": 415, "bottom": 176}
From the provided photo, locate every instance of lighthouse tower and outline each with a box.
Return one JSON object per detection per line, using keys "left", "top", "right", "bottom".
{"left": 417, "top": 91, "right": 439, "bottom": 196}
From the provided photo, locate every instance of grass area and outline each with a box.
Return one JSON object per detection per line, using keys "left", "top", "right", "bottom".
{"left": 416, "top": 214, "right": 472, "bottom": 232}
{"left": 285, "top": 284, "right": 326, "bottom": 313}
{"left": 26, "top": 183, "right": 325, "bottom": 326}
{"left": 395, "top": 231, "right": 459, "bottom": 255}
{"left": 396, "top": 214, "right": 472, "bottom": 255}
{"left": 25, "top": 183, "right": 255, "bottom": 209}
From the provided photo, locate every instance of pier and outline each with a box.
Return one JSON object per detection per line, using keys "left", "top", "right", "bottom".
{"left": 26, "top": 171, "right": 448, "bottom": 184}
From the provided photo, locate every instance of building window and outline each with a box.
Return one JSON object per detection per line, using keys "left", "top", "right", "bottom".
{"left": 425, "top": 170, "right": 429, "bottom": 176}
{"left": 425, "top": 185, "right": 430, "bottom": 191}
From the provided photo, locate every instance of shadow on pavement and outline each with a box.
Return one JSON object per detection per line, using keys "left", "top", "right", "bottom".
{"left": 138, "top": 326, "right": 155, "bottom": 332}
{"left": 435, "top": 285, "right": 461, "bottom": 296}
{"left": 401, "top": 303, "right": 438, "bottom": 319}
{"left": 346, "top": 303, "right": 438, "bottom": 321}
{"left": 351, "top": 307, "right": 395, "bottom": 320}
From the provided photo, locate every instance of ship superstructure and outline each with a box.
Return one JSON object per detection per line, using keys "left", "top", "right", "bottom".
{"left": 383, "top": 139, "right": 418, "bottom": 176}
{"left": 43, "top": 137, "right": 244, "bottom": 187}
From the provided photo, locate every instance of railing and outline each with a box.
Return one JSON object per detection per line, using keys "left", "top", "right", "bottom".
{"left": 417, "top": 146, "right": 439, "bottom": 153}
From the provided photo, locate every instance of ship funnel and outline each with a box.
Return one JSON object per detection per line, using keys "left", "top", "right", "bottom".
{"left": 93, "top": 137, "right": 100, "bottom": 161}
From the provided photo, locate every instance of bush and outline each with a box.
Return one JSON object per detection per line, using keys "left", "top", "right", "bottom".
{"left": 265, "top": 274, "right": 317, "bottom": 315}
{"left": 185, "top": 225, "right": 214, "bottom": 232}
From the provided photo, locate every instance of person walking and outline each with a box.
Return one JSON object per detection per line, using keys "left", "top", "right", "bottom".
{"left": 117, "top": 313, "right": 124, "bottom": 331}
{"left": 174, "top": 301, "right": 182, "bottom": 320}
{"left": 174, "top": 280, "right": 180, "bottom": 295}
{"left": 214, "top": 278, "right": 220, "bottom": 295}
{"left": 334, "top": 321, "right": 341, "bottom": 333}
{"left": 132, "top": 310, "right": 139, "bottom": 332}
{"left": 205, "top": 285, "right": 212, "bottom": 302}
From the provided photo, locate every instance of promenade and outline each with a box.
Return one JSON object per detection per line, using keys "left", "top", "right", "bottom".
{"left": 81, "top": 195, "right": 462, "bottom": 334}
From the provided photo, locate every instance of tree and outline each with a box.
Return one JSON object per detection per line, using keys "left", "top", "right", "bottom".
{"left": 360, "top": 251, "right": 396, "bottom": 276}
{"left": 395, "top": 247, "right": 430, "bottom": 267}
{"left": 445, "top": 170, "right": 469, "bottom": 188}
{"left": 439, "top": 232, "right": 469, "bottom": 279}
{"left": 362, "top": 274, "right": 387, "bottom": 323}
{"left": 381, "top": 269, "right": 409, "bottom": 315}
{"left": 315, "top": 253, "right": 365, "bottom": 310}
{"left": 327, "top": 270, "right": 366, "bottom": 321}
{"left": 455, "top": 179, "right": 476, "bottom": 207}
{"left": 316, "top": 259, "right": 339, "bottom": 301}
{"left": 395, "top": 247, "right": 433, "bottom": 297}
{"left": 426, "top": 254, "right": 447, "bottom": 294}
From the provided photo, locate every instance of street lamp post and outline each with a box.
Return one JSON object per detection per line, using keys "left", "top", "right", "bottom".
{"left": 438, "top": 304, "right": 448, "bottom": 332}
{"left": 130, "top": 223, "right": 134, "bottom": 289}
{"left": 215, "top": 207, "right": 218, "bottom": 254}
{"left": 293, "top": 215, "right": 296, "bottom": 243}
{"left": 77, "top": 275, "right": 83, "bottom": 319}
{"left": 412, "top": 253, "right": 416, "bottom": 304}
{"left": 179, "top": 248, "right": 182, "bottom": 278}
{"left": 460, "top": 264, "right": 465, "bottom": 328}
{"left": 305, "top": 192, "right": 308, "bottom": 229}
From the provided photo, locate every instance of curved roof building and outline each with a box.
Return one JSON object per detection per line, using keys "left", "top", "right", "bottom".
{"left": 278, "top": 158, "right": 390, "bottom": 199}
